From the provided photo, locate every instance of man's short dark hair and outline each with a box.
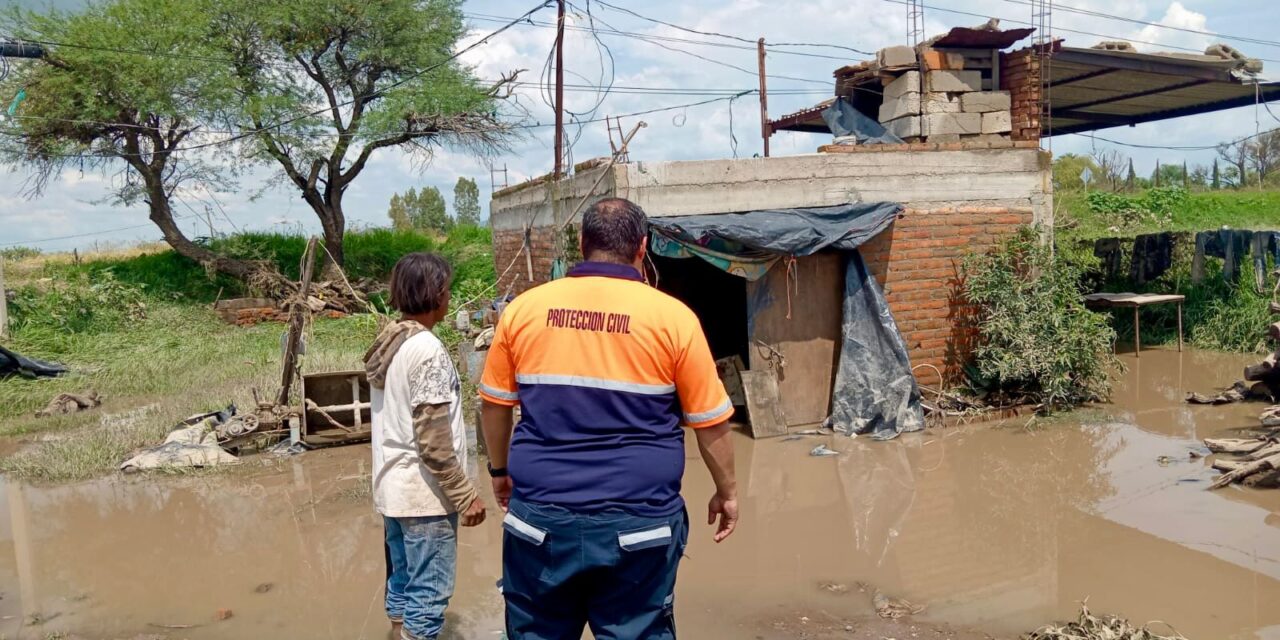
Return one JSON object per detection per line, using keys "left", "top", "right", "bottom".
{"left": 581, "top": 197, "right": 648, "bottom": 262}
{"left": 389, "top": 252, "right": 453, "bottom": 315}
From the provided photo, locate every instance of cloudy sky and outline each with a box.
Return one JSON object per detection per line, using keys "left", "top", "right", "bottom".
{"left": 2, "top": 0, "right": 1278, "bottom": 252}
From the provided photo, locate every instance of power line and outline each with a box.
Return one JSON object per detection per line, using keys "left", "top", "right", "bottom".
{"left": 888, "top": 0, "right": 1280, "bottom": 65}
{"left": 1076, "top": 122, "right": 1280, "bottom": 151}
{"left": 998, "top": 0, "right": 1280, "bottom": 51}
{"left": 564, "top": 2, "right": 830, "bottom": 86}
{"left": 0, "top": 211, "right": 203, "bottom": 247}
{"left": 465, "top": 12, "right": 857, "bottom": 62}
{"left": 589, "top": 0, "right": 873, "bottom": 55}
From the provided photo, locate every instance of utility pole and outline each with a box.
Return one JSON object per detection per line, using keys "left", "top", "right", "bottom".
{"left": 757, "top": 38, "right": 770, "bottom": 158}
{"left": 553, "top": 0, "right": 566, "bottom": 178}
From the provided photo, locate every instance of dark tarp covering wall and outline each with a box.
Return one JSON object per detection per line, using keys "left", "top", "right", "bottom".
{"left": 650, "top": 202, "right": 925, "bottom": 440}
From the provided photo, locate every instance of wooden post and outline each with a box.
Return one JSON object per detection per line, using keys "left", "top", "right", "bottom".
{"left": 1177, "top": 301, "right": 1183, "bottom": 352}
{"left": 0, "top": 256, "right": 8, "bottom": 340}
{"left": 1133, "top": 306, "right": 1141, "bottom": 357}
{"left": 277, "top": 237, "right": 319, "bottom": 406}
{"left": 757, "top": 37, "right": 770, "bottom": 158}
{"left": 553, "top": 0, "right": 566, "bottom": 177}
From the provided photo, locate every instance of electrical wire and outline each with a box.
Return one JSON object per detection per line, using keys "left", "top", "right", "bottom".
{"left": 997, "top": 0, "right": 1280, "bottom": 51}
{"left": 566, "top": 2, "right": 829, "bottom": 86}
{"left": 465, "top": 12, "right": 860, "bottom": 62}
{"left": 590, "top": 0, "right": 873, "bottom": 56}
{"left": 883, "top": 0, "right": 1280, "bottom": 65}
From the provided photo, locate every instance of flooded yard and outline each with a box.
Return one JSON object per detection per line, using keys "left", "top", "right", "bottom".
{"left": 0, "top": 348, "right": 1277, "bottom": 639}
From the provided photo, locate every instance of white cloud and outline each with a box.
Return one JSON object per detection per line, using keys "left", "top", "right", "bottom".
{"left": 1135, "top": 2, "right": 1213, "bottom": 53}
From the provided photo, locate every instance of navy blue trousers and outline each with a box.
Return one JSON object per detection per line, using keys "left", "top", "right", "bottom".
{"left": 502, "top": 499, "right": 689, "bottom": 640}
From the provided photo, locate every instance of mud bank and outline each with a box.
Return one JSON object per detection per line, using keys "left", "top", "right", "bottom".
{"left": 0, "top": 348, "right": 1278, "bottom": 639}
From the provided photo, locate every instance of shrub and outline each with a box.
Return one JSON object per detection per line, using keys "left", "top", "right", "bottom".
{"left": 963, "top": 227, "right": 1122, "bottom": 411}
{"left": 1, "top": 246, "right": 42, "bottom": 261}
{"left": 9, "top": 270, "right": 147, "bottom": 336}
{"left": 1085, "top": 186, "right": 1188, "bottom": 229}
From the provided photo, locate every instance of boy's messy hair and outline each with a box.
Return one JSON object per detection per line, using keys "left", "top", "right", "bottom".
{"left": 389, "top": 252, "right": 453, "bottom": 315}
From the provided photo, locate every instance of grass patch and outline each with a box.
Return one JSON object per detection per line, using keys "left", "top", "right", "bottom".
{"left": 21, "top": 226, "right": 492, "bottom": 304}
{"left": 1059, "top": 188, "right": 1280, "bottom": 240}
{"left": 0, "top": 226, "right": 486, "bottom": 482}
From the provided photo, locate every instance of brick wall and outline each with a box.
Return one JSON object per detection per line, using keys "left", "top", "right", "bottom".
{"left": 1000, "top": 47, "right": 1043, "bottom": 143}
{"left": 860, "top": 206, "right": 1034, "bottom": 387}
{"left": 492, "top": 226, "right": 560, "bottom": 296}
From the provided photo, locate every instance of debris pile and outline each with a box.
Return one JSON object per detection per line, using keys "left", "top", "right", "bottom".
{"left": 1187, "top": 267, "right": 1280, "bottom": 489}
{"left": 1025, "top": 605, "right": 1187, "bottom": 640}
{"left": 213, "top": 260, "right": 377, "bottom": 326}
{"left": 34, "top": 390, "right": 101, "bottom": 417}
{"left": 1205, "top": 434, "right": 1280, "bottom": 489}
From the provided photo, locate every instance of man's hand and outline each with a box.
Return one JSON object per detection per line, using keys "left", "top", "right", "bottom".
{"left": 461, "top": 496, "right": 487, "bottom": 527}
{"left": 707, "top": 492, "right": 738, "bottom": 543}
{"left": 491, "top": 476, "right": 513, "bottom": 513}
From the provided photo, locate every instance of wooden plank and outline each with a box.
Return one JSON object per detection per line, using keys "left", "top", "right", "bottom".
{"left": 278, "top": 237, "right": 320, "bottom": 406}
{"left": 747, "top": 253, "right": 843, "bottom": 426}
{"left": 740, "top": 370, "right": 788, "bottom": 439}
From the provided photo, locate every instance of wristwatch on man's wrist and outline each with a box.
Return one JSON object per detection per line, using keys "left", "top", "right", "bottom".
{"left": 487, "top": 464, "right": 509, "bottom": 477}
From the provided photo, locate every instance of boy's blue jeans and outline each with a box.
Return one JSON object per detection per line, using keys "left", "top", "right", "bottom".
{"left": 501, "top": 499, "right": 689, "bottom": 639}
{"left": 384, "top": 514, "right": 459, "bottom": 640}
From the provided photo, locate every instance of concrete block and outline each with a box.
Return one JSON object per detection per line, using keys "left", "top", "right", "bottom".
{"left": 886, "top": 115, "right": 921, "bottom": 139}
{"left": 924, "top": 92, "right": 961, "bottom": 113}
{"left": 926, "top": 70, "right": 982, "bottom": 93}
{"left": 879, "top": 93, "right": 921, "bottom": 123}
{"left": 929, "top": 133, "right": 962, "bottom": 143}
{"left": 961, "top": 91, "right": 1012, "bottom": 113}
{"left": 924, "top": 112, "right": 982, "bottom": 136}
{"left": 877, "top": 45, "right": 917, "bottom": 69}
{"left": 884, "top": 71, "right": 922, "bottom": 100}
{"left": 921, "top": 49, "right": 965, "bottom": 71}
{"left": 982, "top": 110, "right": 1013, "bottom": 134}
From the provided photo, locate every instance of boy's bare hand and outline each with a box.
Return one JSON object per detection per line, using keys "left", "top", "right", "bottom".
{"left": 461, "top": 497, "right": 487, "bottom": 527}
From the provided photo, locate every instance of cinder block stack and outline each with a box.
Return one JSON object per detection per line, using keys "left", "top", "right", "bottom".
{"left": 875, "top": 46, "right": 1015, "bottom": 145}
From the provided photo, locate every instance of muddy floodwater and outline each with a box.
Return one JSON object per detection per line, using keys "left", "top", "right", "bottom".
{"left": 1, "top": 348, "right": 1279, "bottom": 639}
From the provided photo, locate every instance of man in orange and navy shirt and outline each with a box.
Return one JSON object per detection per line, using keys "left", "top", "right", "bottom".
{"left": 480, "top": 197, "right": 738, "bottom": 639}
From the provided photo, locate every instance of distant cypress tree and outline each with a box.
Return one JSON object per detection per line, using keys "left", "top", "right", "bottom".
{"left": 1212, "top": 159, "right": 1221, "bottom": 190}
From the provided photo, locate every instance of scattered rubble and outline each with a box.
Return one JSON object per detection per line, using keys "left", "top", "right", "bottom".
{"left": 34, "top": 390, "right": 102, "bottom": 417}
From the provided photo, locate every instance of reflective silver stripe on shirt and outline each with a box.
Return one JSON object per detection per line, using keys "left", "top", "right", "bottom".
{"left": 479, "top": 383, "right": 519, "bottom": 401}
{"left": 685, "top": 398, "right": 732, "bottom": 424}
{"left": 503, "top": 512, "right": 546, "bottom": 545}
{"left": 515, "top": 374, "right": 676, "bottom": 396}
{"left": 618, "top": 525, "right": 672, "bottom": 548}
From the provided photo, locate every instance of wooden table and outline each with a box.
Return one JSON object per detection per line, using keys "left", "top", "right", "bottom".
{"left": 1083, "top": 293, "right": 1186, "bottom": 357}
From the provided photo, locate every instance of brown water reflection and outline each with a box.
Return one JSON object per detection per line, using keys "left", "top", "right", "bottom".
{"left": 0, "top": 348, "right": 1277, "bottom": 639}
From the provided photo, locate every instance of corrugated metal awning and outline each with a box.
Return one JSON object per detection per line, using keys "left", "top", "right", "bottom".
{"left": 1046, "top": 47, "right": 1280, "bottom": 135}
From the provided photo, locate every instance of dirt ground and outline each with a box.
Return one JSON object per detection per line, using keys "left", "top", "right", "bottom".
{"left": 1, "top": 348, "right": 1279, "bottom": 640}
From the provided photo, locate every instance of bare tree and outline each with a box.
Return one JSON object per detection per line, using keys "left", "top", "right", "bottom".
{"left": 1090, "top": 149, "right": 1127, "bottom": 191}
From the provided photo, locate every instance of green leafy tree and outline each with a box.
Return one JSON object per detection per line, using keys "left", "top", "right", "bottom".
{"left": 1051, "top": 153, "right": 1100, "bottom": 192}
{"left": 0, "top": 0, "right": 257, "bottom": 278}
{"left": 207, "top": 0, "right": 517, "bottom": 272}
{"left": 411, "top": 186, "right": 450, "bottom": 233}
{"left": 453, "top": 177, "right": 481, "bottom": 226}
{"left": 388, "top": 193, "right": 411, "bottom": 230}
